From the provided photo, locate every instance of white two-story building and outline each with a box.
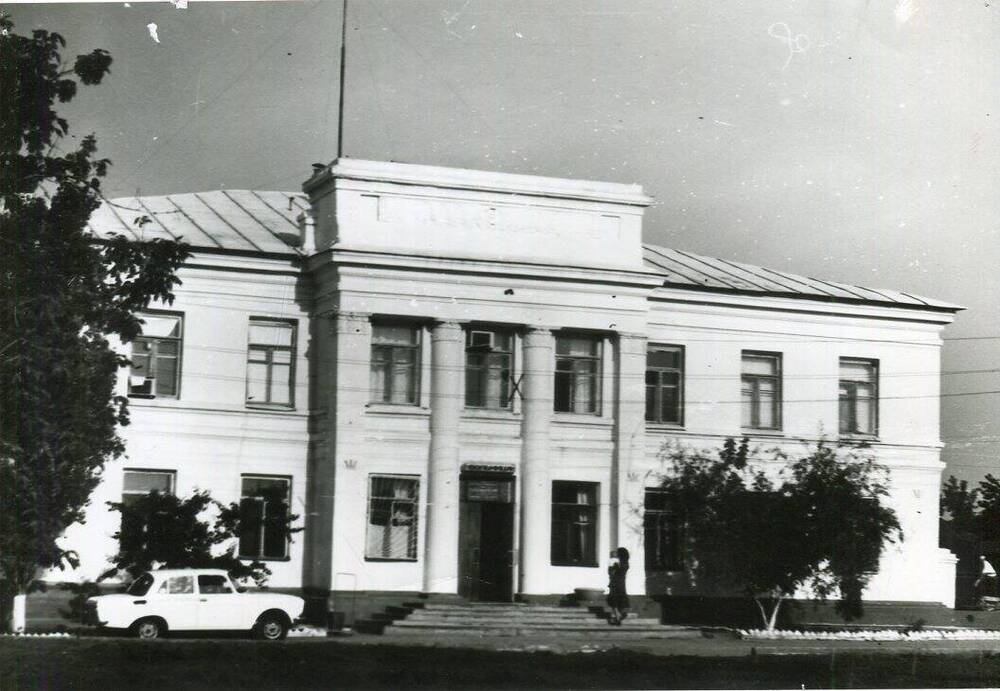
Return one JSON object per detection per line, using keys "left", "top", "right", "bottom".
{"left": 69, "top": 159, "right": 960, "bottom": 620}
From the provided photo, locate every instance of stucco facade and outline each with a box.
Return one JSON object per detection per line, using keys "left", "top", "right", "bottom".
{"left": 68, "top": 160, "right": 959, "bottom": 610}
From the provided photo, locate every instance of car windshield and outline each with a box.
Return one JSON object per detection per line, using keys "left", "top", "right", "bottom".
{"left": 126, "top": 573, "right": 154, "bottom": 596}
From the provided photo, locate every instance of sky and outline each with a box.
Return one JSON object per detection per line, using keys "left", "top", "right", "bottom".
{"left": 9, "top": 0, "right": 999, "bottom": 482}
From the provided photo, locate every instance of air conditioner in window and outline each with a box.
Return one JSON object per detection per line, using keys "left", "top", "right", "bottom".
{"left": 469, "top": 330, "right": 494, "bottom": 350}
{"left": 129, "top": 376, "right": 155, "bottom": 397}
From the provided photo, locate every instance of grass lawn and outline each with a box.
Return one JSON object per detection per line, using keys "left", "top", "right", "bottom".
{"left": 3, "top": 638, "right": 1000, "bottom": 689}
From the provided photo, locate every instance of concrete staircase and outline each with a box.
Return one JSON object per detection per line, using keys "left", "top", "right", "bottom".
{"left": 363, "top": 601, "right": 704, "bottom": 639}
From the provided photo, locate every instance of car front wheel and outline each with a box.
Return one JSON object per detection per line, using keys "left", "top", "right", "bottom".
{"left": 132, "top": 617, "right": 165, "bottom": 640}
{"left": 254, "top": 613, "right": 289, "bottom": 641}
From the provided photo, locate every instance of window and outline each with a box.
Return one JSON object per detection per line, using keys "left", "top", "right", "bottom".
{"left": 365, "top": 475, "right": 419, "bottom": 560}
{"left": 741, "top": 352, "right": 781, "bottom": 430}
{"left": 644, "top": 489, "right": 684, "bottom": 572}
{"left": 465, "top": 329, "right": 514, "bottom": 409}
{"left": 246, "top": 319, "right": 296, "bottom": 408}
{"left": 551, "top": 481, "right": 598, "bottom": 566}
{"left": 554, "top": 335, "right": 601, "bottom": 414}
{"left": 239, "top": 476, "right": 291, "bottom": 560}
{"left": 120, "top": 470, "right": 175, "bottom": 549}
{"left": 129, "top": 313, "right": 182, "bottom": 398}
{"left": 370, "top": 325, "right": 421, "bottom": 405}
{"left": 840, "top": 358, "right": 878, "bottom": 436}
{"left": 126, "top": 573, "right": 154, "bottom": 596}
{"left": 646, "top": 345, "right": 684, "bottom": 425}
{"left": 164, "top": 575, "right": 194, "bottom": 595}
{"left": 122, "top": 470, "right": 175, "bottom": 507}
{"left": 197, "top": 574, "right": 234, "bottom": 595}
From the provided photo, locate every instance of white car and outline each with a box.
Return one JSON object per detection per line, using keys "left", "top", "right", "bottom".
{"left": 83, "top": 568, "right": 306, "bottom": 640}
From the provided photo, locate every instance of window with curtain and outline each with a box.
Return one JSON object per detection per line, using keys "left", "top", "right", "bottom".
{"left": 365, "top": 475, "right": 419, "bottom": 560}
{"left": 129, "top": 313, "right": 183, "bottom": 398}
{"left": 239, "top": 476, "right": 291, "bottom": 559}
{"left": 839, "top": 358, "right": 878, "bottom": 435}
{"left": 645, "top": 345, "right": 684, "bottom": 425}
{"left": 741, "top": 351, "right": 782, "bottom": 430}
{"left": 370, "top": 325, "right": 421, "bottom": 404}
{"left": 551, "top": 481, "right": 598, "bottom": 566}
{"left": 554, "top": 335, "right": 601, "bottom": 414}
{"left": 465, "top": 329, "right": 514, "bottom": 409}
{"left": 246, "top": 319, "right": 296, "bottom": 408}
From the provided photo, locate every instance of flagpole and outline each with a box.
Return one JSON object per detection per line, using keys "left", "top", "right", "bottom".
{"left": 336, "top": 0, "right": 348, "bottom": 160}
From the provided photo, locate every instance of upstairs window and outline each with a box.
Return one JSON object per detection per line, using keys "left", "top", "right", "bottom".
{"left": 246, "top": 319, "right": 296, "bottom": 408}
{"left": 646, "top": 345, "right": 684, "bottom": 425}
{"left": 840, "top": 358, "right": 878, "bottom": 436}
{"left": 465, "top": 329, "right": 514, "bottom": 409}
{"left": 366, "top": 475, "right": 419, "bottom": 561}
{"left": 239, "top": 476, "right": 291, "bottom": 560}
{"left": 554, "top": 335, "right": 601, "bottom": 414}
{"left": 741, "top": 352, "right": 781, "bottom": 430}
{"left": 129, "top": 313, "right": 182, "bottom": 398}
{"left": 370, "top": 325, "right": 421, "bottom": 405}
{"left": 551, "top": 481, "right": 598, "bottom": 567}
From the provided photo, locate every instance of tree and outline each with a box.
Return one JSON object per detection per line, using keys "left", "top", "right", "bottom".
{"left": 940, "top": 474, "right": 1000, "bottom": 605}
{"left": 0, "top": 15, "right": 189, "bottom": 630}
{"left": 654, "top": 437, "right": 901, "bottom": 630}
{"left": 102, "top": 490, "right": 300, "bottom": 585}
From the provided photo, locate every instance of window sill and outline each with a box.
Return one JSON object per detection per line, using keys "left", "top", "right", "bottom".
{"left": 551, "top": 562, "right": 599, "bottom": 568}
{"left": 364, "top": 557, "right": 419, "bottom": 563}
{"left": 239, "top": 556, "right": 291, "bottom": 563}
{"left": 462, "top": 408, "right": 520, "bottom": 421}
{"left": 245, "top": 403, "right": 296, "bottom": 412}
{"left": 365, "top": 403, "right": 429, "bottom": 416}
{"left": 646, "top": 423, "right": 686, "bottom": 433}
{"left": 553, "top": 413, "right": 611, "bottom": 427}
{"left": 740, "top": 429, "right": 785, "bottom": 439}
{"left": 839, "top": 434, "right": 880, "bottom": 444}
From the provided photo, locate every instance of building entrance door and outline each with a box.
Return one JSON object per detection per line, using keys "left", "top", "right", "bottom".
{"left": 458, "top": 472, "right": 515, "bottom": 602}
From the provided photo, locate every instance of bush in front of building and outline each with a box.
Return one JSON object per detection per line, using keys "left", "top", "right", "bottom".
{"left": 100, "top": 489, "right": 300, "bottom": 584}
{"left": 653, "top": 436, "right": 901, "bottom": 631}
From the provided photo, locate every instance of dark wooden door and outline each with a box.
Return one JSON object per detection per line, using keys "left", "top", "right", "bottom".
{"left": 458, "top": 475, "right": 515, "bottom": 602}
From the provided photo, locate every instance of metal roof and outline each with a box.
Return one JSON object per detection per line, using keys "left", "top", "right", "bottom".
{"left": 87, "top": 190, "right": 309, "bottom": 255}
{"left": 643, "top": 243, "right": 962, "bottom": 311}
{"left": 87, "top": 191, "right": 961, "bottom": 312}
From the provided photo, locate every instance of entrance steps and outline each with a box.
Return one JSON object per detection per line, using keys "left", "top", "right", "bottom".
{"left": 358, "top": 600, "right": 704, "bottom": 639}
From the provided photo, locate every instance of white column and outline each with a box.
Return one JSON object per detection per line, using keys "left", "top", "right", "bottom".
{"left": 519, "top": 327, "right": 554, "bottom": 595}
{"left": 613, "top": 332, "right": 648, "bottom": 596}
{"left": 423, "top": 321, "right": 464, "bottom": 593}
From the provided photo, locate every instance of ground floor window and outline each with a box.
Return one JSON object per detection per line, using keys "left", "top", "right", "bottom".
{"left": 239, "top": 475, "right": 291, "bottom": 560}
{"left": 644, "top": 488, "right": 684, "bottom": 572}
{"left": 366, "top": 475, "right": 419, "bottom": 561}
{"left": 119, "top": 469, "right": 176, "bottom": 546}
{"left": 551, "top": 481, "right": 598, "bottom": 566}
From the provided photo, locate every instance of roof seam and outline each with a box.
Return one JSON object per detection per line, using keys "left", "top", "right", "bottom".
{"left": 642, "top": 245, "right": 708, "bottom": 285}
{"left": 193, "top": 192, "right": 264, "bottom": 252}
{"left": 222, "top": 190, "right": 298, "bottom": 254}
{"left": 166, "top": 195, "right": 224, "bottom": 249}
{"left": 134, "top": 197, "right": 180, "bottom": 242}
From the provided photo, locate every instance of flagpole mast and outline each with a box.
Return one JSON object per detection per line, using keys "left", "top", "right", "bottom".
{"left": 336, "top": 0, "right": 348, "bottom": 160}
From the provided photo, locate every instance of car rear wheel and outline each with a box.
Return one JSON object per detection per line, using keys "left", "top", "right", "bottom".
{"left": 254, "top": 612, "right": 289, "bottom": 641}
{"left": 132, "top": 617, "right": 165, "bottom": 640}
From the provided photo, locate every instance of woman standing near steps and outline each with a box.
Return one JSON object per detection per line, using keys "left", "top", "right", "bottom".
{"left": 606, "top": 547, "right": 630, "bottom": 625}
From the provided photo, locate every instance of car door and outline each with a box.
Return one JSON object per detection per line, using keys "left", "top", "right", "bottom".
{"left": 150, "top": 575, "right": 199, "bottom": 631}
{"left": 196, "top": 574, "right": 245, "bottom": 631}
